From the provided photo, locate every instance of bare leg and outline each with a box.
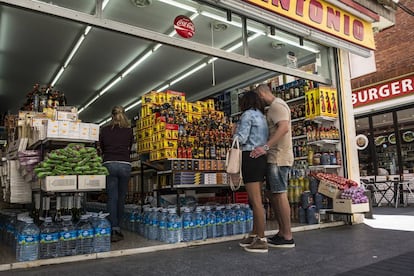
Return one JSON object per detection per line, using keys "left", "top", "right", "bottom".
{"left": 273, "top": 192, "right": 292, "bottom": 240}
{"left": 245, "top": 182, "right": 265, "bottom": 238}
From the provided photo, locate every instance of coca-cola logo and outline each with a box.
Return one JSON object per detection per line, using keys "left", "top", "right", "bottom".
{"left": 174, "top": 15, "right": 195, "bottom": 38}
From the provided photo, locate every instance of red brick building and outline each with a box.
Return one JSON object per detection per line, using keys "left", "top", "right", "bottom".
{"left": 352, "top": 0, "right": 414, "bottom": 179}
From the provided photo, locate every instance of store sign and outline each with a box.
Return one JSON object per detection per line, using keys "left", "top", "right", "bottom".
{"left": 174, "top": 15, "right": 195, "bottom": 38}
{"left": 352, "top": 74, "right": 414, "bottom": 107}
{"left": 243, "top": 0, "right": 375, "bottom": 50}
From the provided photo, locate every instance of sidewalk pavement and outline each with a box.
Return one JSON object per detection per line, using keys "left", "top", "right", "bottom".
{"left": 2, "top": 206, "right": 414, "bottom": 276}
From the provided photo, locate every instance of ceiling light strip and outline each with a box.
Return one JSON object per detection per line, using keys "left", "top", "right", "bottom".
{"left": 158, "top": 0, "right": 198, "bottom": 13}
{"left": 51, "top": 67, "right": 65, "bottom": 87}
{"left": 121, "top": 51, "right": 153, "bottom": 78}
{"left": 125, "top": 100, "right": 142, "bottom": 112}
{"left": 170, "top": 63, "right": 207, "bottom": 86}
{"left": 99, "top": 76, "right": 122, "bottom": 96}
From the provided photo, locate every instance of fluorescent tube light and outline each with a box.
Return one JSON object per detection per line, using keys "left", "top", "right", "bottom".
{"left": 79, "top": 94, "right": 101, "bottom": 114}
{"left": 64, "top": 35, "right": 85, "bottom": 68}
{"left": 153, "top": 44, "right": 162, "bottom": 52}
{"left": 99, "top": 76, "right": 122, "bottom": 96}
{"left": 125, "top": 100, "right": 142, "bottom": 112}
{"left": 170, "top": 63, "right": 207, "bottom": 85}
{"left": 102, "top": 0, "right": 110, "bottom": 10}
{"left": 122, "top": 51, "right": 153, "bottom": 78}
{"left": 84, "top": 26, "right": 92, "bottom": 36}
{"left": 99, "top": 118, "right": 111, "bottom": 127}
{"left": 158, "top": 84, "right": 170, "bottom": 91}
{"left": 51, "top": 67, "right": 65, "bottom": 87}
{"left": 267, "top": 34, "right": 320, "bottom": 53}
{"left": 158, "top": 0, "right": 198, "bottom": 13}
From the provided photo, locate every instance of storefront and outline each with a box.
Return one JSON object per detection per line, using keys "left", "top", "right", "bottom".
{"left": 0, "top": 0, "right": 396, "bottom": 270}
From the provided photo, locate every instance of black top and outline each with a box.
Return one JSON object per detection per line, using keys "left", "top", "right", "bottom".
{"left": 99, "top": 125, "right": 134, "bottom": 163}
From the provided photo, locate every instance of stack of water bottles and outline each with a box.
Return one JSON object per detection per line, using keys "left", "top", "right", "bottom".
{"left": 0, "top": 210, "right": 112, "bottom": 262}
{"left": 122, "top": 203, "right": 253, "bottom": 244}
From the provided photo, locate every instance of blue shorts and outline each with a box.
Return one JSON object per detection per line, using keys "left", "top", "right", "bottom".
{"left": 266, "top": 164, "right": 291, "bottom": 193}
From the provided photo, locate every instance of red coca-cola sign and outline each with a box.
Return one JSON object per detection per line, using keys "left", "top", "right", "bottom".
{"left": 174, "top": 15, "right": 195, "bottom": 38}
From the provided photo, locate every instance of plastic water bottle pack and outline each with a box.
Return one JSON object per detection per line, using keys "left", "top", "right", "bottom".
{"left": 76, "top": 215, "right": 94, "bottom": 255}
{"left": 93, "top": 213, "right": 111, "bottom": 253}
{"left": 39, "top": 217, "right": 59, "bottom": 259}
{"left": 16, "top": 217, "right": 39, "bottom": 262}
{"left": 166, "top": 208, "right": 181, "bottom": 243}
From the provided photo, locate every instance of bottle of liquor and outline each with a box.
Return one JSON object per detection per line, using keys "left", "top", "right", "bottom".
{"left": 39, "top": 86, "right": 48, "bottom": 112}
{"left": 332, "top": 92, "right": 337, "bottom": 115}
{"left": 59, "top": 92, "right": 67, "bottom": 106}
{"left": 186, "top": 142, "right": 193, "bottom": 159}
{"left": 320, "top": 91, "right": 326, "bottom": 113}
{"left": 55, "top": 196, "right": 63, "bottom": 223}
{"left": 210, "top": 141, "right": 216, "bottom": 160}
{"left": 198, "top": 141, "right": 205, "bottom": 159}
{"left": 326, "top": 92, "right": 331, "bottom": 114}
{"left": 204, "top": 140, "right": 210, "bottom": 159}
{"left": 32, "top": 193, "right": 41, "bottom": 224}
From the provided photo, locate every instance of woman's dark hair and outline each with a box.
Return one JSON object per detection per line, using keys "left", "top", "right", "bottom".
{"left": 239, "top": 90, "right": 265, "bottom": 113}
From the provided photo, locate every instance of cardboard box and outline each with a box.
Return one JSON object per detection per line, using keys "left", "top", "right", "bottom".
{"left": 68, "top": 121, "right": 80, "bottom": 139}
{"left": 333, "top": 199, "right": 369, "bottom": 213}
{"left": 46, "top": 120, "right": 60, "bottom": 138}
{"left": 79, "top": 123, "right": 90, "bottom": 140}
{"left": 41, "top": 175, "right": 77, "bottom": 192}
{"left": 78, "top": 175, "right": 106, "bottom": 191}
{"left": 58, "top": 121, "right": 70, "bottom": 137}
{"left": 56, "top": 111, "right": 78, "bottom": 121}
{"left": 318, "top": 180, "right": 341, "bottom": 199}
{"left": 89, "top": 123, "right": 100, "bottom": 141}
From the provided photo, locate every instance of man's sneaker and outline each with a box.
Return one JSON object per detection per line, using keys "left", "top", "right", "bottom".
{"left": 239, "top": 235, "right": 257, "bottom": 248}
{"left": 267, "top": 235, "right": 295, "bottom": 248}
{"left": 267, "top": 233, "right": 282, "bottom": 243}
{"left": 244, "top": 237, "right": 268, "bottom": 253}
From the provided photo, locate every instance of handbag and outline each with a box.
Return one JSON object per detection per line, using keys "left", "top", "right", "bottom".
{"left": 226, "top": 136, "right": 242, "bottom": 191}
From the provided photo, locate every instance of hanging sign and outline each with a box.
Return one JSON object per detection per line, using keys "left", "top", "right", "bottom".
{"left": 174, "top": 15, "right": 195, "bottom": 38}
{"left": 352, "top": 73, "right": 414, "bottom": 107}
{"left": 243, "top": 0, "right": 375, "bottom": 50}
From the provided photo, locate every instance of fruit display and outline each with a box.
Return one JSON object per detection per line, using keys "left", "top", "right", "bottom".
{"left": 311, "top": 172, "right": 358, "bottom": 190}
{"left": 34, "top": 143, "right": 108, "bottom": 177}
{"left": 339, "top": 187, "right": 368, "bottom": 204}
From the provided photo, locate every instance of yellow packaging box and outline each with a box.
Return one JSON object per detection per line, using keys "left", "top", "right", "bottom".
{"left": 156, "top": 92, "right": 166, "bottom": 104}
{"left": 142, "top": 91, "right": 157, "bottom": 104}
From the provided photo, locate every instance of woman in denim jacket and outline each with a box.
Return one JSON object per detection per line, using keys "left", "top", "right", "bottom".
{"left": 233, "top": 91, "right": 269, "bottom": 253}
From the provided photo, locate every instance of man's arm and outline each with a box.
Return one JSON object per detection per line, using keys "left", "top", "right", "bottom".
{"left": 251, "top": 120, "right": 289, "bottom": 158}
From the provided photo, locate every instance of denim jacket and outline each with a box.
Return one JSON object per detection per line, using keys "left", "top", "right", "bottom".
{"left": 233, "top": 109, "right": 268, "bottom": 151}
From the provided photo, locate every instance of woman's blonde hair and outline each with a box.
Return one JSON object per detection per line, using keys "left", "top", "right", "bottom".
{"left": 110, "top": 106, "right": 130, "bottom": 128}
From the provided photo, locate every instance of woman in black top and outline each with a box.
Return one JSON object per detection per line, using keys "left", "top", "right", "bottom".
{"left": 99, "top": 106, "right": 134, "bottom": 242}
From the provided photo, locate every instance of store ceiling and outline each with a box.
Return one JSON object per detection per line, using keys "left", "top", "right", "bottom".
{"left": 0, "top": 0, "right": 391, "bottom": 124}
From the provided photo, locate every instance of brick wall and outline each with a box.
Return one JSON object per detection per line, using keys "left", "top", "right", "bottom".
{"left": 351, "top": 0, "right": 414, "bottom": 88}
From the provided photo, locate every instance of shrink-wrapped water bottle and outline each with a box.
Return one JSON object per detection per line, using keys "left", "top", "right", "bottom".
{"left": 16, "top": 217, "right": 39, "bottom": 262}
{"left": 93, "top": 213, "right": 111, "bottom": 253}
{"left": 204, "top": 206, "right": 216, "bottom": 239}
{"left": 193, "top": 207, "right": 206, "bottom": 240}
{"left": 182, "top": 207, "right": 194, "bottom": 242}
{"left": 225, "top": 205, "right": 236, "bottom": 236}
{"left": 235, "top": 204, "right": 246, "bottom": 234}
{"left": 243, "top": 204, "right": 253, "bottom": 233}
{"left": 166, "top": 208, "right": 181, "bottom": 243}
{"left": 158, "top": 208, "right": 168, "bottom": 242}
{"left": 39, "top": 217, "right": 59, "bottom": 259}
{"left": 148, "top": 207, "right": 159, "bottom": 241}
{"left": 76, "top": 215, "right": 94, "bottom": 255}
{"left": 215, "top": 206, "right": 226, "bottom": 237}
{"left": 59, "top": 216, "right": 77, "bottom": 256}
{"left": 142, "top": 206, "right": 151, "bottom": 238}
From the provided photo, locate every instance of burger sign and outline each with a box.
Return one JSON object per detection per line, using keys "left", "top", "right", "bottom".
{"left": 174, "top": 15, "right": 195, "bottom": 38}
